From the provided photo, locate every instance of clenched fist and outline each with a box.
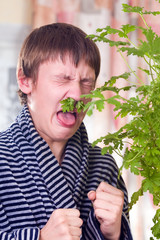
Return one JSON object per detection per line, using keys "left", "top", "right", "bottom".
{"left": 88, "top": 182, "right": 124, "bottom": 240}
{"left": 40, "top": 208, "right": 83, "bottom": 240}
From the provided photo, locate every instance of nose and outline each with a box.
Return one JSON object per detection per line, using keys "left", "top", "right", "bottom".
{"left": 66, "top": 82, "right": 82, "bottom": 102}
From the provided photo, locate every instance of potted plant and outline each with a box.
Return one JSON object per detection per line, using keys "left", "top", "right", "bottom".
{"left": 61, "top": 2, "right": 160, "bottom": 239}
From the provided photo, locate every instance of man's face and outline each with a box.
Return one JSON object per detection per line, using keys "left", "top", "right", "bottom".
{"left": 27, "top": 56, "right": 96, "bottom": 146}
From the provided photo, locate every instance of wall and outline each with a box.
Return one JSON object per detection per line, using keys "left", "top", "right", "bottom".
{"left": 0, "top": 0, "right": 32, "bottom": 130}
{"left": 0, "top": 0, "right": 32, "bottom": 24}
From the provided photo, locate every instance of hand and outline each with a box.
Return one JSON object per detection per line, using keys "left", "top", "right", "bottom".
{"left": 40, "top": 208, "right": 83, "bottom": 240}
{"left": 88, "top": 182, "right": 124, "bottom": 240}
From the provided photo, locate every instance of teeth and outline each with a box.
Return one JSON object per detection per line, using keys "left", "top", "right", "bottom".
{"left": 59, "top": 110, "right": 77, "bottom": 115}
{"left": 67, "top": 111, "right": 76, "bottom": 114}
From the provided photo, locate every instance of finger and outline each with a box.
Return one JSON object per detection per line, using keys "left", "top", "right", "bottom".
{"left": 67, "top": 216, "right": 83, "bottom": 227}
{"left": 95, "top": 208, "right": 111, "bottom": 221}
{"left": 94, "top": 199, "right": 112, "bottom": 211}
{"left": 94, "top": 208, "right": 121, "bottom": 240}
{"left": 87, "top": 190, "right": 96, "bottom": 201}
{"left": 95, "top": 208, "right": 121, "bottom": 224}
{"left": 69, "top": 226, "right": 82, "bottom": 237}
{"left": 66, "top": 209, "right": 80, "bottom": 217}
{"left": 55, "top": 208, "right": 80, "bottom": 217}
{"left": 93, "top": 199, "right": 123, "bottom": 213}
{"left": 95, "top": 190, "right": 124, "bottom": 205}
{"left": 96, "top": 182, "right": 123, "bottom": 197}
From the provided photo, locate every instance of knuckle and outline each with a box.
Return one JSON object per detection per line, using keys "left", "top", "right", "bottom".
{"left": 118, "top": 188, "right": 124, "bottom": 197}
{"left": 52, "top": 208, "right": 62, "bottom": 217}
{"left": 99, "top": 181, "right": 106, "bottom": 188}
{"left": 67, "top": 236, "right": 73, "bottom": 240}
{"left": 79, "top": 228, "right": 82, "bottom": 236}
{"left": 60, "top": 224, "right": 70, "bottom": 235}
{"left": 80, "top": 218, "right": 83, "bottom": 226}
{"left": 77, "top": 217, "right": 83, "bottom": 227}
{"left": 93, "top": 199, "right": 99, "bottom": 208}
{"left": 94, "top": 208, "right": 99, "bottom": 216}
{"left": 74, "top": 209, "right": 80, "bottom": 216}
{"left": 51, "top": 212, "right": 67, "bottom": 226}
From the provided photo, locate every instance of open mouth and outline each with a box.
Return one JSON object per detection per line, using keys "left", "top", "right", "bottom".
{"left": 57, "top": 110, "right": 77, "bottom": 127}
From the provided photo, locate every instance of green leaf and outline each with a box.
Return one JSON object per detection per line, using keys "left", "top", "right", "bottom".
{"left": 101, "top": 147, "right": 109, "bottom": 155}
{"left": 138, "top": 67, "right": 151, "bottom": 75}
{"left": 151, "top": 209, "right": 160, "bottom": 238}
{"left": 120, "top": 24, "right": 137, "bottom": 36}
{"left": 144, "top": 10, "right": 160, "bottom": 16}
{"left": 92, "top": 136, "right": 106, "bottom": 147}
{"left": 129, "top": 187, "right": 143, "bottom": 210}
{"left": 107, "top": 95, "right": 122, "bottom": 110}
{"left": 61, "top": 97, "right": 75, "bottom": 112}
{"left": 122, "top": 4, "right": 144, "bottom": 14}
{"left": 107, "top": 72, "right": 131, "bottom": 86}
{"left": 120, "top": 46, "right": 145, "bottom": 57}
{"left": 95, "top": 100, "right": 105, "bottom": 112}
{"left": 122, "top": 4, "right": 160, "bottom": 16}
{"left": 61, "top": 98, "right": 85, "bottom": 113}
{"left": 84, "top": 102, "right": 95, "bottom": 116}
{"left": 76, "top": 101, "right": 85, "bottom": 113}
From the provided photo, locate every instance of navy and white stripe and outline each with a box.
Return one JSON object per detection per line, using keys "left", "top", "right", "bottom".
{"left": 0, "top": 105, "right": 132, "bottom": 239}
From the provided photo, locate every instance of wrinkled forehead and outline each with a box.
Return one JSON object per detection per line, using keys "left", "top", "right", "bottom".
{"left": 48, "top": 48, "right": 91, "bottom": 66}
{"left": 41, "top": 54, "right": 96, "bottom": 78}
{"left": 52, "top": 52, "right": 90, "bottom": 67}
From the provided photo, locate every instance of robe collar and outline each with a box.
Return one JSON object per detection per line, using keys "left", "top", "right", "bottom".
{"left": 16, "top": 105, "right": 90, "bottom": 210}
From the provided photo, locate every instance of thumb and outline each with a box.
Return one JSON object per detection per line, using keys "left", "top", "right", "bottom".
{"left": 88, "top": 190, "right": 96, "bottom": 201}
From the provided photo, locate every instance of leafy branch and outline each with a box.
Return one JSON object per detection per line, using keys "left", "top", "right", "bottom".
{"left": 61, "top": 3, "right": 160, "bottom": 239}
{"left": 61, "top": 97, "right": 85, "bottom": 113}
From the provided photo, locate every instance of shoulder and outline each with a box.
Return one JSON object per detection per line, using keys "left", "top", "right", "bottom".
{"left": 0, "top": 121, "right": 17, "bottom": 142}
{"left": 0, "top": 128, "right": 11, "bottom": 148}
{"left": 88, "top": 144, "right": 118, "bottom": 168}
{"left": 87, "top": 144, "right": 120, "bottom": 186}
{"left": 0, "top": 122, "right": 20, "bottom": 159}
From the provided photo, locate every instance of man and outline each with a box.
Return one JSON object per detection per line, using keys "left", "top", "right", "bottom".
{"left": 0, "top": 23, "right": 132, "bottom": 239}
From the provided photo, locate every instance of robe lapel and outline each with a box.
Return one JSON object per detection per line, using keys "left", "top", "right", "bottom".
{"left": 22, "top": 106, "right": 77, "bottom": 210}
{"left": 61, "top": 123, "right": 89, "bottom": 209}
{"left": 34, "top": 139, "right": 77, "bottom": 209}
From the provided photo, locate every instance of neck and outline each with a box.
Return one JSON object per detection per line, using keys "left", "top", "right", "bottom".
{"left": 48, "top": 140, "right": 67, "bottom": 165}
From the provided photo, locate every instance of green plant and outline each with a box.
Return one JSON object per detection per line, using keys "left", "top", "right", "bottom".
{"left": 61, "top": 2, "right": 160, "bottom": 239}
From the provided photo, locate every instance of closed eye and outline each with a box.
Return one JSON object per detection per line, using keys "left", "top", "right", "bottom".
{"left": 52, "top": 75, "right": 72, "bottom": 85}
{"left": 81, "top": 78, "right": 95, "bottom": 89}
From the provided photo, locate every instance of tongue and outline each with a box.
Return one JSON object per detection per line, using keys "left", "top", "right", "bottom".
{"left": 57, "top": 111, "right": 76, "bottom": 126}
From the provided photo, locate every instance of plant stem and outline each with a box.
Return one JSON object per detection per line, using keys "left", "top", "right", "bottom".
{"left": 126, "top": 147, "right": 144, "bottom": 163}
{"left": 113, "top": 148, "right": 123, "bottom": 158}
{"left": 139, "top": 13, "right": 149, "bottom": 29}
{"left": 117, "top": 47, "right": 144, "bottom": 85}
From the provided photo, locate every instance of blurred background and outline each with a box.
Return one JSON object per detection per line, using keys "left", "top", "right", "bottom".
{"left": 0, "top": 0, "right": 159, "bottom": 239}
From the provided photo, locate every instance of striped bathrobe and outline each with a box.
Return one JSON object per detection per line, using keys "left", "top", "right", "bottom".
{"left": 0, "top": 105, "right": 132, "bottom": 239}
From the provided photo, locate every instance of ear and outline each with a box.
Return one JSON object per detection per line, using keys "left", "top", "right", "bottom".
{"left": 17, "top": 68, "right": 33, "bottom": 94}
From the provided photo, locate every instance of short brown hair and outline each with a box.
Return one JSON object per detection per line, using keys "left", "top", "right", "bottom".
{"left": 17, "top": 22, "right": 101, "bottom": 104}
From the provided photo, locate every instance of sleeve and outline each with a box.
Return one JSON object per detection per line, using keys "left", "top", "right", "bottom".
{"left": 82, "top": 208, "right": 133, "bottom": 240}
{"left": 106, "top": 153, "right": 133, "bottom": 239}
{"left": 0, "top": 228, "right": 40, "bottom": 240}
{"left": 0, "top": 203, "right": 40, "bottom": 240}
{"left": 81, "top": 149, "right": 133, "bottom": 240}
{"left": 117, "top": 174, "right": 133, "bottom": 240}
{"left": 81, "top": 208, "right": 105, "bottom": 240}
{"left": 120, "top": 213, "right": 133, "bottom": 240}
